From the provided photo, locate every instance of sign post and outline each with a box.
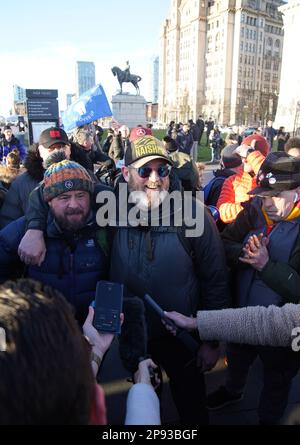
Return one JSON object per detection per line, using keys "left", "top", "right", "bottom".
{"left": 26, "top": 89, "right": 59, "bottom": 144}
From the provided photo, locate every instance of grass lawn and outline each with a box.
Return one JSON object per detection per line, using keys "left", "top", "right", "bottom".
{"left": 153, "top": 129, "right": 212, "bottom": 162}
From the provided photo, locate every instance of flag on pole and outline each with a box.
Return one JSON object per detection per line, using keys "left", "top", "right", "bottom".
{"left": 62, "top": 84, "right": 112, "bottom": 132}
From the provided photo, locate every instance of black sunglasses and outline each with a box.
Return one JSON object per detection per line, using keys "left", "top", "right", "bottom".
{"left": 131, "top": 165, "right": 171, "bottom": 179}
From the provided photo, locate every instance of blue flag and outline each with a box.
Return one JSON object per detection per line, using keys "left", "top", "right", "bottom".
{"left": 62, "top": 84, "right": 112, "bottom": 132}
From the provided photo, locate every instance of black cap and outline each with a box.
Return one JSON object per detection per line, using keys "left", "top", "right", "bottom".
{"left": 221, "top": 144, "right": 242, "bottom": 169}
{"left": 39, "top": 127, "right": 69, "bottom": 149}
{"left": 124, "top": 135, "right": 173, "bottom": 168}
{"left": 249, "top": 152, "right": 300, "bottom": 196}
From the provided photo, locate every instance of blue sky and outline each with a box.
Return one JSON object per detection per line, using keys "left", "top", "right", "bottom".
{"left": 0, "top": 0, "right": 171, "bottom": 116}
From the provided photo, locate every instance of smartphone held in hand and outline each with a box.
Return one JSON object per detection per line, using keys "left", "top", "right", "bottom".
{"left": 93, "top": 281, "right": 123, "bottom": 334}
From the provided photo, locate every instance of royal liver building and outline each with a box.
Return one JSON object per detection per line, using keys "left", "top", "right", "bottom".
{"left": 159, "top": 0, "right": 284, "bottom": 126}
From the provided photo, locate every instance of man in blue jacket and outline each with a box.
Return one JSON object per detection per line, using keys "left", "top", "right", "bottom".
{"left": 0, "top": 125, "right": 26, "bottom": 163}
{"left": 0, "top": 159, "right": 110, "bottom": 325}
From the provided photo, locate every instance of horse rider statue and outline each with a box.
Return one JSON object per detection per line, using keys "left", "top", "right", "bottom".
{"left": 124, "top": 60, "right": 130, "bottom": 82}
{"left": 111, "top": 62, "right": 142, "bottom": 95}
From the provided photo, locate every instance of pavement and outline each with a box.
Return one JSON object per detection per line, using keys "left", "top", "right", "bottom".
{"left": 101, "top": 336, "right": 300, "bottom": 426}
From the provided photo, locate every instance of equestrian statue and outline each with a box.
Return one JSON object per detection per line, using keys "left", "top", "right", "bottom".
{"left": 111, "top": 61, "right": 142, "bottom": 95}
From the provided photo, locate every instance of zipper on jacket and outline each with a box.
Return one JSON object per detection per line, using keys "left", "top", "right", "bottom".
{"left": 69, "top": 252, "right": 75, "bottom": 305}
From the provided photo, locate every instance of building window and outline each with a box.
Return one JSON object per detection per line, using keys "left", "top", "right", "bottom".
{"left": 275, "top": 39, "right": 280, "bottom": 48}
{"left": 215, "top": 33, "right": 220, "bottom": 51}
{"left": 240, "top": 41, "right": 244, "bottom": 51}
{"left": 241, "top": 14, "right": 245, "bottom": 23}
{"left": 241, "top": 27, "right": 244, "bottom": 37}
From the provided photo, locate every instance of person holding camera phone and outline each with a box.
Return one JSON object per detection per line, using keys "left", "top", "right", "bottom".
{"left": 83, "top": 305, "right": 161, "bottom": 425}
{"left": 0, "top": 279, "right": 160, "bottom": 425}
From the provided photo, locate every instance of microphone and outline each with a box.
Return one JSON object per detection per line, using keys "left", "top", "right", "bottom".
{"left": 143, "top": 293, "right": 199, "bottom": 356}
{"left": 118, "top": 296, "right": 148, "bottom": 374}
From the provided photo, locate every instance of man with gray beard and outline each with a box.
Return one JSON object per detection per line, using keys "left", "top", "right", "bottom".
{"left": 109, "top": 135, "right": 229, "bottom": 424}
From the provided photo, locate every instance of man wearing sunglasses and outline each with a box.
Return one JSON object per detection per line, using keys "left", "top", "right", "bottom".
{"left": 109, "top": 135, "right": 229, "bottom": 425}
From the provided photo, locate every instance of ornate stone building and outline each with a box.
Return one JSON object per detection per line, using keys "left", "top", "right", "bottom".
{"left": 159, "top": 0, "right": 285, "bottom": 125}
{"left": 274, "top": 0, "right": 300, "bottom": 134}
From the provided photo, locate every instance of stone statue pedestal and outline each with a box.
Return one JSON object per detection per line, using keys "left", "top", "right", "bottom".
{"left": 111, "top": 93, "right": 147, "bottom": 128}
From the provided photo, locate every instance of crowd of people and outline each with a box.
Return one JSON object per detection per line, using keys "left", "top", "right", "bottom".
{"left": 0, "top": 117, "right": 300, "bottom": 426}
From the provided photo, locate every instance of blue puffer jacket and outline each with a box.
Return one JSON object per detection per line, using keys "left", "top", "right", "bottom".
{"left": 0, "top": 214, "right": 110, "bottom": 325}
{"left": 0, "top": 137, "right": 26, "bottom": 162}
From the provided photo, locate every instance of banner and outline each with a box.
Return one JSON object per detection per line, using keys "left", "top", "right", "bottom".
{"left": 62, "top": 84, "right": 112, "bottom": 132}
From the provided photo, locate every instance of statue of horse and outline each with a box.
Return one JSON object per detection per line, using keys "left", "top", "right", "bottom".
{"left": 111, "top": 66, "right": 142, "bottom": 95}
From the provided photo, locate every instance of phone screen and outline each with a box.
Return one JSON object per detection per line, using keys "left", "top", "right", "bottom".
{"left": 93, "top": 281, "right": 123, "bottom": 334}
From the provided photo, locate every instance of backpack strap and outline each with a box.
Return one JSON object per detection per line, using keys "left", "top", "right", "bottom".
{"left": 203, "top": 176, "right": 226, "bottom": 204}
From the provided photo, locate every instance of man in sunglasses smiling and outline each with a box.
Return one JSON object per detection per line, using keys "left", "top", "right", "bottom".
{"left": 122, "top": 136, "right": 173, "bottom": 211}
{"left": 110, "top": 135, "right": 229, "bottom": 425}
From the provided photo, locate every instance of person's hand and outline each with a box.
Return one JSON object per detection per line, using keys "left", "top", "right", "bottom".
{"left": 239, "top": 233, "right": 269, "bottom": 271}
{"left": 197, "top": 343, "right": 220, "bottom": 372}
{"left": 163, "top": 311, "right": 197, "bottom": 334}
{"left": 134, "top": 358, "right": 160, "bottom": 389}
{"left": 18, "top": 229, "right": 46, "bottom": 266}
{"left": 83, "top": 306, "right": 124, "bottom": 360}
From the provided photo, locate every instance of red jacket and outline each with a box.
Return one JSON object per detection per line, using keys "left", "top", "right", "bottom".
{"left": 217, "top": 151, "right": 265, "bottom": 223}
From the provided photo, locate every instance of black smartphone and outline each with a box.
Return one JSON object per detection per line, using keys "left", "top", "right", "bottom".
{"left": 93, "top": 281, "right": 123, "bottom": 334}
